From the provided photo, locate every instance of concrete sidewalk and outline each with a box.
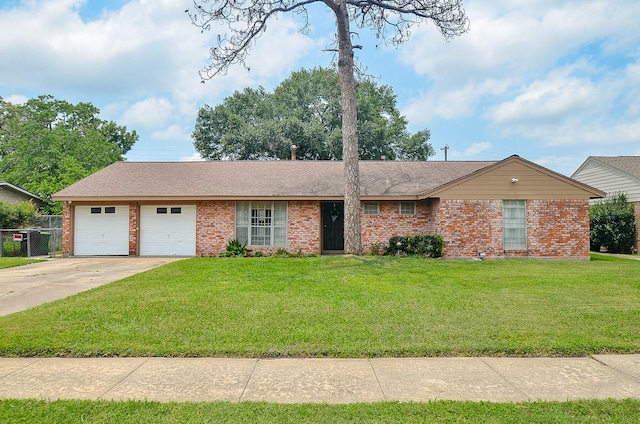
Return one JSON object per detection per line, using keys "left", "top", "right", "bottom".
{"left": 1, "top": 355, "right": 639, "bottom": 403}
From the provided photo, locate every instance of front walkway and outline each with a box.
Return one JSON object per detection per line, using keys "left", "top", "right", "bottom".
{"left": 1, "top": 355, "right": 639, "bottom": 403}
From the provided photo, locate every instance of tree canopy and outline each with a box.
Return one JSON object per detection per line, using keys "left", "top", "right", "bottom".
{"left": 193, "top": 67, "right": 434, "bottom": 161}
{"left": 0, "top": 95, "right": 138, "bottom": 214}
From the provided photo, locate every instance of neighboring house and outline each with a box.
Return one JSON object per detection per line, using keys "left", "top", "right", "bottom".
{"left": 52, "top": 155, "right": 604, "bottom": 259}
{"left": 0, "top": 182, "right": 44, "bottom": 209}
{"left": 572, "top": 156, "right": 640, "bottom": 251}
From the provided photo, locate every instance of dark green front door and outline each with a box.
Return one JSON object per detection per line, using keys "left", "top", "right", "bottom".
{"left": 322, "top": 202, "right": 344, "bottom": 252}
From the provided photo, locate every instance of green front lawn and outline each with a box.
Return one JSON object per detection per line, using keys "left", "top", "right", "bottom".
{"left": 2, "top": 399, "right": 640, "bottom": 423}
{"left": 0, "top": 257, "right": 43, "bottom": 269}
{"left": 1, "top": 254, "right": 638, "bottom": 358}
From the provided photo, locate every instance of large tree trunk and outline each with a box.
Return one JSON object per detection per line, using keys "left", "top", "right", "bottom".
{"left": 332, "top": 0, "right": 362, "bottom": 255}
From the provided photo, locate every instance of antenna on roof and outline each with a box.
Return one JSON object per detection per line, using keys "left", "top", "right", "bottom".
{"left": 441, "top": 145, "right": 449, "bottom": 161}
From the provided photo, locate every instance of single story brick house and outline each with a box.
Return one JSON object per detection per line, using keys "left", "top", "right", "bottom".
{"left": 52, "top": 155, "right": 605, "bottom": 259}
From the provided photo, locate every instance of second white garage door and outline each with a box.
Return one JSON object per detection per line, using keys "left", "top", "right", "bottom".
{"left": 140, "top": 205, "right": 196, "bottom": 256}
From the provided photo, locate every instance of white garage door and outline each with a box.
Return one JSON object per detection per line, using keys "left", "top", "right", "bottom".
{"left": 74, "top": 206, "right": 129, "bottom": 256}
{"left": 140, "top": 205, "right": 196, "bottom": 256}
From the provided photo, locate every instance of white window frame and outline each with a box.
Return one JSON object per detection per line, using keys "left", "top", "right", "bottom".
{"left": 503, "top": 200, "right": 527, "bottom": 250}
{"left": 362, "top": 201, "right": 380, "bottom": 215}
{"left": 399, "top": 201, "right": 416, "bottom": 215}
{"left": 235, "top": 201, "right": 287, "bottom": 246}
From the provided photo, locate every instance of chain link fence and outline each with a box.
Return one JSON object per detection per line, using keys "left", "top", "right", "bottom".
{"left": 0, "top": 215, "right": 62, "bottom": 257}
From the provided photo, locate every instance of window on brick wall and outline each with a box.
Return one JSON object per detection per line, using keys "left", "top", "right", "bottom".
{"left": 235, "top": 201, "right": 287, "bottom": 246}
{"left": 362, "top": 202, "right": 379, "bottom": 215}
{"left": 400, "top": 201, "right": 416, "bottom": 215}
{"left": 503, "top": 200, "right": 527, "bottom": 250}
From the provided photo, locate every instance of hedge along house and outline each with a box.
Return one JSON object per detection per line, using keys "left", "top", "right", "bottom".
{"left": 52, "top": 155, "right": 605, "bottom": 259}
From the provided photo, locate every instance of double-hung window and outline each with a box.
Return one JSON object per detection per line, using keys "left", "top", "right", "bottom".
{"left": 362, "top": 202, "right": 379, "bottom": 215}
{"left": 503, "top": 200, "right": 526, "bottom": 250}
{"left": 235, "top": 202, "right": 287, "bottom": 246}
{"left": 400, "top": 201, "right": 416, "bottom": 215}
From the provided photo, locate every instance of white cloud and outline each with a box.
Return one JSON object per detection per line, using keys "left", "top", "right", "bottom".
{"left": 397, "top": 0, "right": 640, "bottom": 126}
{"left": 401, "top": 0, "right": 640, "bottom": 85}
{"left": 3, "top": 94, "right": 28, "bottom": 105}
{"left": 121, "top": 97, "right": 172, "bottom": 128}
{"left": 404, "top": 79, "right": 511, "bottom": 123}
{"left": 490, "top": 75, "right": 600, "bottom": 126}
{"left": 486, "top": 58, "right": 640, "bottom": 148}
{"left": 0, "top": 0, "right": 316, "bottom": 102}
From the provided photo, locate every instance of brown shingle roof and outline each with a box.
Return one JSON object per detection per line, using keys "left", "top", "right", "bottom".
{"left": 591, "top": 156, "right": 640, "bottom": 180}
{"left": 52, "top": 160, "right": 496, "bottom": 201}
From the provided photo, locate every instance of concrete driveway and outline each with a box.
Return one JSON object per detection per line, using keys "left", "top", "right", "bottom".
{"left": 0, "top": 257, "right": 183, "bottom": 317}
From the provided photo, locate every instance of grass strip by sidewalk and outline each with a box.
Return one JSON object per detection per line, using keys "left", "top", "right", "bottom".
{"left": 0, "top": 255, "right": 638, "bottom": 358}
{"left": 1, "top": 399, "right": 640, "bottom": 423}
{"left": 0, "top": 257, "right": 43, "bottom": 269}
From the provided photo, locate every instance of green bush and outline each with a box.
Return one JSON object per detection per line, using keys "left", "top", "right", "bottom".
{"left": 219, "top": 239, "right": 249, "bottom": 257}
{"left": 590, "top": 193, "right": 636, "bottom": 253}
{"left": 2, "top": 241, "right": 21, "bottom": 257}
{"left": 0, "top": 200, "right": 38, "bottom": 229}
{"left": 367, "top": 242, "right": 385, "bottom": 256}
{"left": 387, "top": 234, "right": 444, "bottom": 258}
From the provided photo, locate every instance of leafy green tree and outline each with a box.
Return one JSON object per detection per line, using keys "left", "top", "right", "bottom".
{"left": 590, "top": 193, "right": 636, "bottom": 253}
{"left": 193, "top": 67, "right": 434, "bottom": 161}
{"left": 0, "top": 95, "right": 138, "bottom": 214}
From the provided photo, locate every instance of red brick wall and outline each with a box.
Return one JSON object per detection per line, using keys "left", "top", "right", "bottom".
{"left": 61, "top": 201, "right": 71, "bottom": 257}
{"left": 437, "top": 199, "right": 591, "bottom": 259}
{"left": 527, "top": 200, "right": 590, "bottom": 258}
{"left": 196, "top": 201, "right": 235, "bottom": 256}
{"left": 438, "top": 199, "right": 504, "bottom": 258}
{"left": 129, "top": 203, "right": 138, "bottom": 256}
{"left": 361, "top": 200, "right": 437, "bottom": 253}
{"left": 286, "top": 201, "right": 321, "bottom": 255}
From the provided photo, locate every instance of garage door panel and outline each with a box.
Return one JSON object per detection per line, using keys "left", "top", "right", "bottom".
{"left": 74, "top": 206, "right": 129, "bottom": 256}
{"left": 140, "top": 205, "right": 196, "bottom": 256}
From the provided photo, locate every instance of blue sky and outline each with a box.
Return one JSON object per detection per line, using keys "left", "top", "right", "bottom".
{"left": 1, "top": 0, "right": 639, "bottom": 176}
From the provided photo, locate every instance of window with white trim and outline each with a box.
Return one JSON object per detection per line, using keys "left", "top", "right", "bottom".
{"left": 235, "top": 202, "right": 287, "bottom": 246}
{"left": 400, "top": 201, "right": 416, "bottom": 215}
{"left": 503, "top": 200, "right": 526, "bottom": 250}
{"left": 362, "top": 202, "right": 379, "bottom": 215}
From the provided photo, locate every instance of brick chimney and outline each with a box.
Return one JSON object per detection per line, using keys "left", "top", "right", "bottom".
{"left": 291, "top": 145, "right": 297, "bottom": 161}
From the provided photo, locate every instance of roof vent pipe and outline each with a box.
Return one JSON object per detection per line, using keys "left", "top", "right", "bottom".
{"left": 291, "top": 145, "right": 297, "bottom": 161}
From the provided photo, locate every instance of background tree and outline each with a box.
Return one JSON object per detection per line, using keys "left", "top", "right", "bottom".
{"left": 187, "top": 0, "right": 468, "bottom": 254}
{"left": 193, "top": 67, "right": 434, "bottom": 161}
{"left": 0, "top": 95, "right": 138, "bottom": 214}
{"left": 590, "top": 193, "right": 636, "bottom": 254}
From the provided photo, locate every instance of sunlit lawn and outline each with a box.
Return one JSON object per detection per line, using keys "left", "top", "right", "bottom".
{"left": 1, "top": 254, "right": 638, "bottom": 358}
{"left": 0, "top": 257, "right": 43, "bottom": 269}
{"left": 2, "top": 398, "right": 640, "bottom": 423}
